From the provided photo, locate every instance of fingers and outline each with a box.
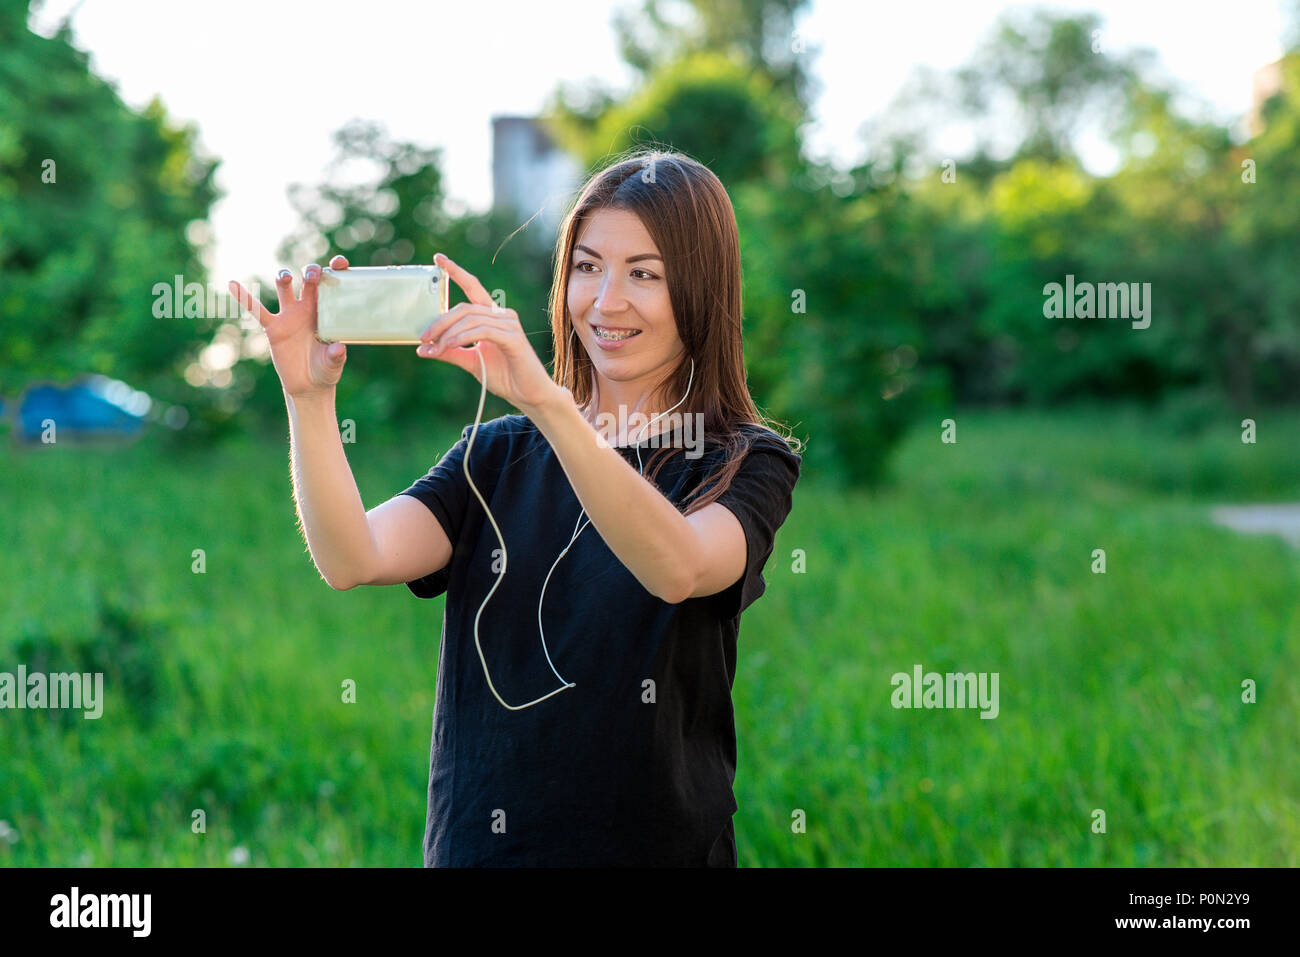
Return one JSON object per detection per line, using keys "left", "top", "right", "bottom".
{"left": 274, "top": 269, "right": 296, "bottom": 311}
{"left": 421, "top": 303, "right": 515, "bottom": 345}
{"left": 423, "top": 322, "right": 520, "bottom": 356}
{"left": 434, "top": 252, "right": 495, "bottom": 307}
{"left": 300, "top": 263, "right": 322, "bottom": 310}
{"left": 417, "top": 339, "right": 482, "bottom": 377}
{"left": 427, "top": 313, "right": 519, "bottom": 353}
{"left": 328, "top": 254, "right": 349, "bottom": 270}
{"left": 228, "top": 280, "right": 274, "bottom": 329}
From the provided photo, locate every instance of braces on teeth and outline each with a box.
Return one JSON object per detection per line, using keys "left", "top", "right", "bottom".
{"left": 595, "top": 327, "right": 640, "bottom": 340}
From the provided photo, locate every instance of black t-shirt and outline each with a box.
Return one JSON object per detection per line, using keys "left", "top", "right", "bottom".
{"left": 398, "top": 412, "right": 800, "bottom": 866}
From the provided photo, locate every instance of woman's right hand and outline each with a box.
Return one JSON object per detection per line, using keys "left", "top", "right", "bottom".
{"left": 228, "top": 255, "right": 352, "bottom": 400}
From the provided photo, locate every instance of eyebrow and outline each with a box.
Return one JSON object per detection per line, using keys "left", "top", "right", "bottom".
{"left": 574, "top": 244, "right": 662, "bottom": 264}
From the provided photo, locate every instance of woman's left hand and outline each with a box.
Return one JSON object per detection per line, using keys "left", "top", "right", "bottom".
{"left": 417, "top": 253, "right": 567, "bottom": 415}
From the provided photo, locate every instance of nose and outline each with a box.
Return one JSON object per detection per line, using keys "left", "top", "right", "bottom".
{"left": 592, "top": 272, "right": 631, "bottom": 315}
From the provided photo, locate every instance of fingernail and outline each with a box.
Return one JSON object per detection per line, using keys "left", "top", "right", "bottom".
{"left": 277, "top": 269, "right": 291, "bottom": 280}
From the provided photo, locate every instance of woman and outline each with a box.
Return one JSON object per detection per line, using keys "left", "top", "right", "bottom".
{"left": 229, "top": 150, "right": 801, "bottom": 867}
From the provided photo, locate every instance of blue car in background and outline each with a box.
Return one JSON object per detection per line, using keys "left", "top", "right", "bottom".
{"left": 10, "top": 375, "right": 150, "bottom": 444}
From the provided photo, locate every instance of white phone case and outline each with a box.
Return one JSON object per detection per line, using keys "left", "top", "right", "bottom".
{"left": 315, "top": 265, "right": 450, "bottom": 344}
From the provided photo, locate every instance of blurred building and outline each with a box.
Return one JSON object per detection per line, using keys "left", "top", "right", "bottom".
{"left": 1248, "top": 56, "right": 1287, "bottom": 137}
{"left": 491, "top": 116, "right": 582, "bottom": 248}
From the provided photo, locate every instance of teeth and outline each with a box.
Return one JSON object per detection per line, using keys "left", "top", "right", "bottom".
{"left": 594, "top": 326, "right": 640, "bottom": 341}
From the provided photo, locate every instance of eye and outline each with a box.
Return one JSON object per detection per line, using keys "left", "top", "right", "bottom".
{"left": 573, "top": 261, "right": 598, "bottom": 273}
{"left": 632, "top": 268, "right": 659, "bottom": 280}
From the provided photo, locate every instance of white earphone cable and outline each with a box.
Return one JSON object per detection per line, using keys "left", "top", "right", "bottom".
{"left": 462, "top": 346, "right": 694, "bottom": 711}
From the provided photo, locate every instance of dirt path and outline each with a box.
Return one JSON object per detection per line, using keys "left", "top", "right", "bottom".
{"left": 1209, "top": 504, "right": 1300, "bottom": 547}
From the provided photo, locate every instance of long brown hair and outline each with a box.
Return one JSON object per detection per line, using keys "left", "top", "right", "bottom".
{"left": 547, "top": 148, "right": 800, "bottom": 514}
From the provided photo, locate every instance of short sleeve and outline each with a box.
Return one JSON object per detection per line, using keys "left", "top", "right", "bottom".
{"left": 398, "top": 426, "right": 472, "bottom": 599}
{"left": 710, "top": 432, "right": 801, "bottom": 620}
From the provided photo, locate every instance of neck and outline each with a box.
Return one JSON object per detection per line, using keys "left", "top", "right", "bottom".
{"left": 584, "top": 365, "right": 684, "bottom": 445}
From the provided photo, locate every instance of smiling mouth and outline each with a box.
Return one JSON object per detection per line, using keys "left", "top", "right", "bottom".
{"left": 592, "top": 325, "right": 642, "bottom": 342}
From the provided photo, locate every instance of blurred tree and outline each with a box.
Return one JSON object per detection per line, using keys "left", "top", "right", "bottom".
{"left": 546, "top": 0, "right": 817, "bottom": 171}
{"left": 1233, "top": 51, "right": 1300, "bottom": 404}
{"left": 869, "top": 8, "right": 1157, "bottom": 188}
{"left": 1098, "top": 83, "right": 1249, "bottom": 404}
{"left": 859, "top": 6, "right": 1288, "bottom": 411}
{"left": 611, "top": 0, "right": 817, "bottom": 107}
{"left": 955, "top": 8, "right": 1155, "bottom": 166}
{"left": 567, "top": 50, "right": 803, "bottom": 187}
{"left": 0, "top": 1, "right": 220, "bottom": 423}
{"left": 736, "top": 166, "right": 941, "bottom": 483}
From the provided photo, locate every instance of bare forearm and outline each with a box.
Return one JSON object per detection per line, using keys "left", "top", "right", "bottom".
{"left": 526, "top": 389, "right": 699, "bottom": 602}
{"left": 284, "top": 389, "right": 377, "bottom": 589}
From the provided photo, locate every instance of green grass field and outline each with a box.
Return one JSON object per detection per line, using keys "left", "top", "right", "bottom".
{"left": 2, "top": 403, "right": 1297, "bottom": 866}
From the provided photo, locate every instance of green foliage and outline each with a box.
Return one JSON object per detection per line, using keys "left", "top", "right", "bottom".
{"left": 857, "top": 8, "right": 1300, "bottom": 411}
{"left": 581, "top": 51, "right": 802, "bottom": 188}
{"left": 1234, "top": 52, "right": 1300, "bottom": 401}
{"left": 736, "top": 170, "right": 942, "bottom": 483}
{"left": 610, "top": 0, "right": 815, "bottom": 108}
{"left": 0, "top": 6, "right": 219, "bottom": 414}
{"left": 955, "top": 8, "right": 1153, "bottom": 165}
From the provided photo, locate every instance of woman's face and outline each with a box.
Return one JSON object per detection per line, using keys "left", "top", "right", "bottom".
{"left": 567, "top": 207, "right": 685, "bottom": 401}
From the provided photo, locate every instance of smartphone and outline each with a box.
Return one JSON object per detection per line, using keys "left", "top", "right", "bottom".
{"left": 315, "top": 264, "right": 450, "bottom": 344}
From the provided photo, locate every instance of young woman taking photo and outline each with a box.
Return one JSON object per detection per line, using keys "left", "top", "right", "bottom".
{"left": 229, "top": 150, "right": 801, "bottom": 867}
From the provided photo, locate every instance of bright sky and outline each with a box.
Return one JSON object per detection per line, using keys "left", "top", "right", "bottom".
{"left": 29, "top": 0, "right": 1287, "bottom": 287}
